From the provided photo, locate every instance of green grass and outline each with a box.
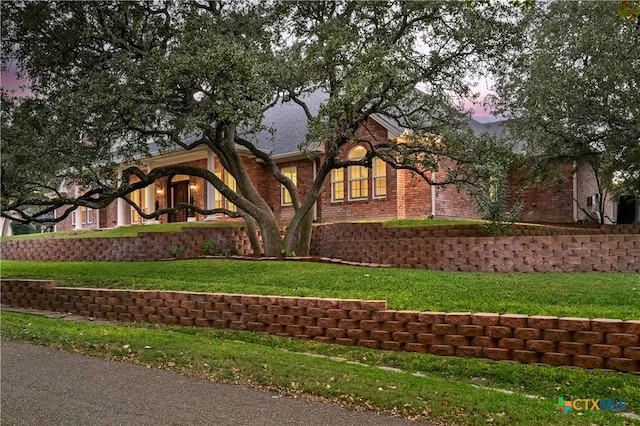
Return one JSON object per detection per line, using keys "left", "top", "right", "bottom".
{"left": 2, "top": 259, "right": 639, "bottom": 319}
{"left": 3, "top": 311, "right": 638, "bottom": 425}
{"left": 0, "top": 221, "right": 243, "bottom": 241}
{"left": 1, "top": 217, "right": 487, "bottom": 241}
{"left": 385, "top": 218, "right": 484, "bottom": 227}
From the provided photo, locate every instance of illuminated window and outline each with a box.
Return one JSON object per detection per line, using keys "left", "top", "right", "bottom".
{"left": 80, "top": 206, "right": 93, "bottom": 224}
{"left": 348, "top": 146, "right": 368, "bottom": 200}
{"left": 372, "top": 157, "right": 387, "bottom": 198}
{"left": 214, "top": 170, "right": 237, "bottom": 212}
{"left": 129, "top": 188, "right": 148, "bottom": 224}
{"left": 332, "top": 168, "right": 345, "bottom": 201}
{"left": 281, "top": 166, "right": 297, "bottom": 205}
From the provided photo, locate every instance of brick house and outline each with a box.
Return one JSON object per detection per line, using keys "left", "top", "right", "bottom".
{"left": 55, "top": 96, "right": 618, "bottom": 232}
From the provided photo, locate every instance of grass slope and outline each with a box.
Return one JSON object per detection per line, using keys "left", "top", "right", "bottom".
{"left": 2, "top": 259, "right": 638, "bottom": 319}
{"left": 3, "top": 312, "right": 638, "bottom": 426}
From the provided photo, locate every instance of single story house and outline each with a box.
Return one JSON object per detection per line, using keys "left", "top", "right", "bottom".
{"left": 54, "top": 93, "right": 619, "bottom": 232}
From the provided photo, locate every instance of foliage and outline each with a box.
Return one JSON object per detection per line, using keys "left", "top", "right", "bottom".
{"left": 5, "top": 312, "right": 637, "bottom": 425}
{"left": 617, "top": 0, "right": 640, "bottom": 22}
{"left": 464, "top": 142, "right": 526, "bottom": 236}
{"left": 169, "top": 245, "right": 185, "bottom": 256}
{"left": 9, "top": 220, "right": 37, "bottom": 235}
{"left": 3, "top": 259, "right": 638, "bottom": 319}
{"left": 492, "top": 0, "right": 640, "bottom": 221}
{"left": 201, "top": 240, "right": 217, "bottom": 256}
{"left": 2, "top": 1, "right": 524, "bottom": 256}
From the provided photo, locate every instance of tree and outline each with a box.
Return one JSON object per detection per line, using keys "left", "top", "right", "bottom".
{"left": 492, "top": 0, "right": 640, "bottom": 223}
{"left": 2, "top": 1, "right": 521, "bottom": 255}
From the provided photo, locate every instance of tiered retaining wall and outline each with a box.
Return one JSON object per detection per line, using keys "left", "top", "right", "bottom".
{"left": 1, "top": 223, "right": 639, "bottom": 272}
{"left": 309, "top": 223, "right": 640, "bottom": 272}
{"left": 0, "top": 227, "right": 252, "bottom": 261}
{"left": 2, "top": 279, "right": 638, "bottom": 373}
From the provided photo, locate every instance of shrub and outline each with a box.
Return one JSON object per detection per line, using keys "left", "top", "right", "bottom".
{"left": 10, "top": 221, "right": 38, "bottom": 235}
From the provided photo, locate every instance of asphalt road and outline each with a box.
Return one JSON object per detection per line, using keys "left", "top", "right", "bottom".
{"left": 1, "top": 339, "right": 419, "bottom": 426}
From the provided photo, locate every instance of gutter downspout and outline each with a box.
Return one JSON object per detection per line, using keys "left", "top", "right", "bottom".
{"left": 312, "top": 158, "right": 318, "bottom": 221}
{"left": 572, "top": 161, "right": 578, "bottom": 223}
{"left": 431, "top": 171, "right": 437, "bottom": 218}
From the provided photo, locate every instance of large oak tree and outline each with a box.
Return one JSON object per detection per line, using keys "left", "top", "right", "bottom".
{"left": 2, "top": 1, "right": 521, "bottom": 254}
{"left": 492, "top": 0, "right": 640, "bottom": 223}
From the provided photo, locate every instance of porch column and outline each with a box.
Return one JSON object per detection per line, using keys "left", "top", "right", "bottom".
{"left": 116, "top": 170, "right": 127, "bottom": 227}
{"left": 145, "top": 162, "right": 155, "bottom": 224}
{"left": 74, "top": 186, "right": 83, "bottom": 230}
{"left": 205, "top": 151, "right": 218, "bottom": 221}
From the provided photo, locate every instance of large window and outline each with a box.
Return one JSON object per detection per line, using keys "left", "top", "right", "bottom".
{"left": 214, "top": 170, "right": 237, "bottom": 212}
{"left": 372, "top": 157, "right": 387, "bottom": 198}
{"left": 281, "top": 166, "right": 297, "bottom": 205}
{"left": 331, "top": 146, "right": 387, "bottom": 202}
{"left": 348, "top": 146, "right": 368, "bottom": 200}
{"left": 80, "top": 206, "right": 93, "bottom": 224}
{"left": 129, "top": 188, "right": 147, "bottom": 224}
{"left": 332, "top": 168, "right": 345, "bottom": 201}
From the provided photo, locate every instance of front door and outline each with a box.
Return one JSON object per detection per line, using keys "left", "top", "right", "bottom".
{"left": 169, "top": 181, "right": 189, "bottom": 222}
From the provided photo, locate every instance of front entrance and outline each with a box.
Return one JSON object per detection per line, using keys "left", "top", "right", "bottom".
{"left": 168, "top": 178, "right": 189, "bottom": 223}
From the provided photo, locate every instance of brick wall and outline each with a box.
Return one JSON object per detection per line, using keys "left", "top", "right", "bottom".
{"left": 2, "top": 279, "right": 638, "bottom": 373}
{"left": 2, "top": 223, "right": 638, "bottom": 272}
{"left": 309, "top": 223, "right": 640, "bottom": 272}
{"left": 1, "top": 227, "right": 254, "bottom": 261}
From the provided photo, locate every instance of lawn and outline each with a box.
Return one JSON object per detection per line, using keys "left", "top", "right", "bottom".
{"left": 0, "top": 218, "right": 481, "bottom": 241}
{"left": 2, "top": 311, "right": 638, "bottom": 426}
{"left": 2, "top": 259, "right": 639, "bottom": 319}
{"left": 0, "top": 221, "right": 244, "bottom": 241}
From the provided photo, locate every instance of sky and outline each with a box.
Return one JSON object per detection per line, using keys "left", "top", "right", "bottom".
{"left": 0, "top": 66, "right": 498, "bottom": 122}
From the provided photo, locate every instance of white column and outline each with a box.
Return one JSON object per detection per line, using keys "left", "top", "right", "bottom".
{"left": 205, "top": 151, "right": 217, "bottom": 221}
{"left": 74, "top": 186, "right": 83, "bottom": 230}
{"left": 145, "top": 162, "right": 155, "bottom": 224}
{"left": 116, "top": 170, "right": 127, "bottom": 227}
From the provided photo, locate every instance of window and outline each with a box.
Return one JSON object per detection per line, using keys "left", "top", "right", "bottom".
{"left": 372, "top": 157, "right": 387, "bottom": 198}
{"left": 214, "top": 170, "right": 237, "bottom": 212}
{"left": 129, "top": 188, "right": 148, "bottom": 224}
{"left": 281, "top": 166, "right": 297, "bottom": 205}
{"left": 332, "top": 168, "right": 345, "bottom": 201}
{"left": 73, "top": 206, "right": 92, "bottom": 226}
{"left": 348, "top": 146, "right": 368, "bottom": 200}
{"left": 80, "top": 206, "right": 93, "bottom": 224}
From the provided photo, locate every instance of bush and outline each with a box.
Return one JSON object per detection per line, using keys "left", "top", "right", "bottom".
{"left": 10, "top": 221, "right": 38, "bottom": 235}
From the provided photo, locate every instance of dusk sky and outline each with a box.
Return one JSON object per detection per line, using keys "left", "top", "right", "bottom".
{"left": 0, "top": 66, "right": 497, "bottom": 122}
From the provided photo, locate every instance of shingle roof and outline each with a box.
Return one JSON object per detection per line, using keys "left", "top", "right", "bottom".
{"left": 145, "top": 92, "right": 508, "bottom": 159}
{"left": 244, "top": 91, "right": 326, "bottom": 156}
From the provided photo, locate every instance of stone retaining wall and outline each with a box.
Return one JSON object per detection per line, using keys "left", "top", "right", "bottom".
{"left": 1, "top": 223, "right": 639, "bottom": 272}
{"left": 309, "top": 224, "right": 640, "bottom": 272}
{"left": 2, "top": 279, "right": 638, "bottom": 373}
{"left": 0, "top": 227, "right": 252, "bottom": 262}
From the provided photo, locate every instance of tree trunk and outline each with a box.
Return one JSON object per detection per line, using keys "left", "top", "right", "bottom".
{"left": 259, "top": 219, "right": 284, "bottom": 257}
{"left": 240, "top": 212, "right": 263, "bottom": 256}
{"left": 294, "top": 209, "right": 313, "bottom": 256}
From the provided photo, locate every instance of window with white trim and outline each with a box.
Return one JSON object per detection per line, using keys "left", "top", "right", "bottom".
{"left": 332, "top": 168, "right": 345, "bottom": 201}
{"left": 348, "top": 146, "right": 368, "bottom": 200}
{"left": 80, "top": 206, "right": 93, "bottom": 224}
{"left": 129, "top": 188, "right": 147, "bottom": 224}
{"left": 372, "top": 157, "right": 387, "bottom": 198}
{"left": 214, "top": 170, "right": 237, "bottom": 212}
{"left": 280, "top": 166, "right": 297, "bottom": 205}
